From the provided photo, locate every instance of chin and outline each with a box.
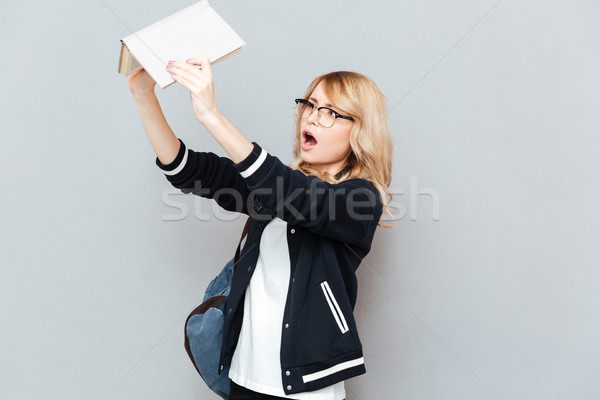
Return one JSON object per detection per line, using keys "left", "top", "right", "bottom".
{"left": 300, "top": 152, "right": 317, "bottom": 163}
{"left": 299, "top": 148, "right": 310, "bottom": 159}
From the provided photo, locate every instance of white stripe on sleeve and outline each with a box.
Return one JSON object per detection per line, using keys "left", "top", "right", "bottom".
{"left": 239, "top": 148, "right": 267, "bottom": 178}
{"left": 163, "top": 145, "right": 188, "bottom": 176}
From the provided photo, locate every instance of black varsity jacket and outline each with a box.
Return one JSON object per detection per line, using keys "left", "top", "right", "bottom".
{"left": 156, "top": 138, "right": 383, "bottom": 395}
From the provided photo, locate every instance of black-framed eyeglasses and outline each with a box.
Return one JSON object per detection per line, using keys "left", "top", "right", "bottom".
{"left": 294, "top": 98, "right": 355, "bottom": 128}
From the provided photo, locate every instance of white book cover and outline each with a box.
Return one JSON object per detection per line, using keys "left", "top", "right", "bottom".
{"left": 119, "top": 0, "right": 246, "bottom": 89}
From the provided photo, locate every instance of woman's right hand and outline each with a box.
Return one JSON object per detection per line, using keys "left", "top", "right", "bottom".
{"left": 129, "top": 68, "right": 156, "bottom": 96}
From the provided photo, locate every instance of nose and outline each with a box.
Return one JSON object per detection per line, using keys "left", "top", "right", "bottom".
{"left": 306, "top": 107, "right": 320, "bottom": 126}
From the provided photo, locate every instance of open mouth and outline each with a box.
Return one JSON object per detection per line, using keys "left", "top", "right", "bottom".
{"left": 303, "top": 130, "right": 317, "bottom": 147}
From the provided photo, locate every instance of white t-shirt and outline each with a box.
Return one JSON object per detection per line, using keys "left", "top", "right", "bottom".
{"left": 229, "top": 217, "right": 345, "bottom": 400}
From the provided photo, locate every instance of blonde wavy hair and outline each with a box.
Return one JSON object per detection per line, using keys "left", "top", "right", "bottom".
{"left": 287, "top": 71, "right": 396, "bottom": 229}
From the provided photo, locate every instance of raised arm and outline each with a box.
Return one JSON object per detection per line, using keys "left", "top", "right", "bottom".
{"left": 129, "top": 69, "right": 180, "bottom": 165}
{"left": 165, "top": 57, "right": 256, "bottom": 165}
{"left": 128, "top": 68, "right": 254, "bottom": 215}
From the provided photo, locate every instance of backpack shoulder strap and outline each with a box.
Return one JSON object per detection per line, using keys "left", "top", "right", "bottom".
{"left": 233, "top": 215, "right": 254, "bottom": 275}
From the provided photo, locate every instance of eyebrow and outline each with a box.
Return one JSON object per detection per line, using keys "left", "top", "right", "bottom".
{"left": 308, "top": 97, "right": 334, "bottom": 108}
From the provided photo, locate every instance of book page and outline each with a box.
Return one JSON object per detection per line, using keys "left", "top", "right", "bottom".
{"left": 121, "top": 0, "right": 246, "bottom": 89}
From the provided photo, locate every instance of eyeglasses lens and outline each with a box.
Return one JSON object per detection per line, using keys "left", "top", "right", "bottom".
{"left": 296, "top": 101, "right": 335, "bottom": 128}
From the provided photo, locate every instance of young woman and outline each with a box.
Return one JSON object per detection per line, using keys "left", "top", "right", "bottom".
{"left": 129, "top": 57, "right": 394, "bottom": 400}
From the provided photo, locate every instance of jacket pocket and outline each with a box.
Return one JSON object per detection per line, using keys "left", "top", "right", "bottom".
{"left": 320, "top": 281, "right": 349, "bottom": 334}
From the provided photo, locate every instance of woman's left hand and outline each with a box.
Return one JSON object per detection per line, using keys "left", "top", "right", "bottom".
{"left": 166, "top": 57, "right": 218, "bottom": 124}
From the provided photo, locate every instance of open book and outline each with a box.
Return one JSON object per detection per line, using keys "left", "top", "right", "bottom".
{"left": 118, "top": 0, "right": 246, "bottom": 89}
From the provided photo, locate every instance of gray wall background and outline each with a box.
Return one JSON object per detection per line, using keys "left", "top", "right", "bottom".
{"left": 2, "top": 0, "right": 599, "bottom": 399}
